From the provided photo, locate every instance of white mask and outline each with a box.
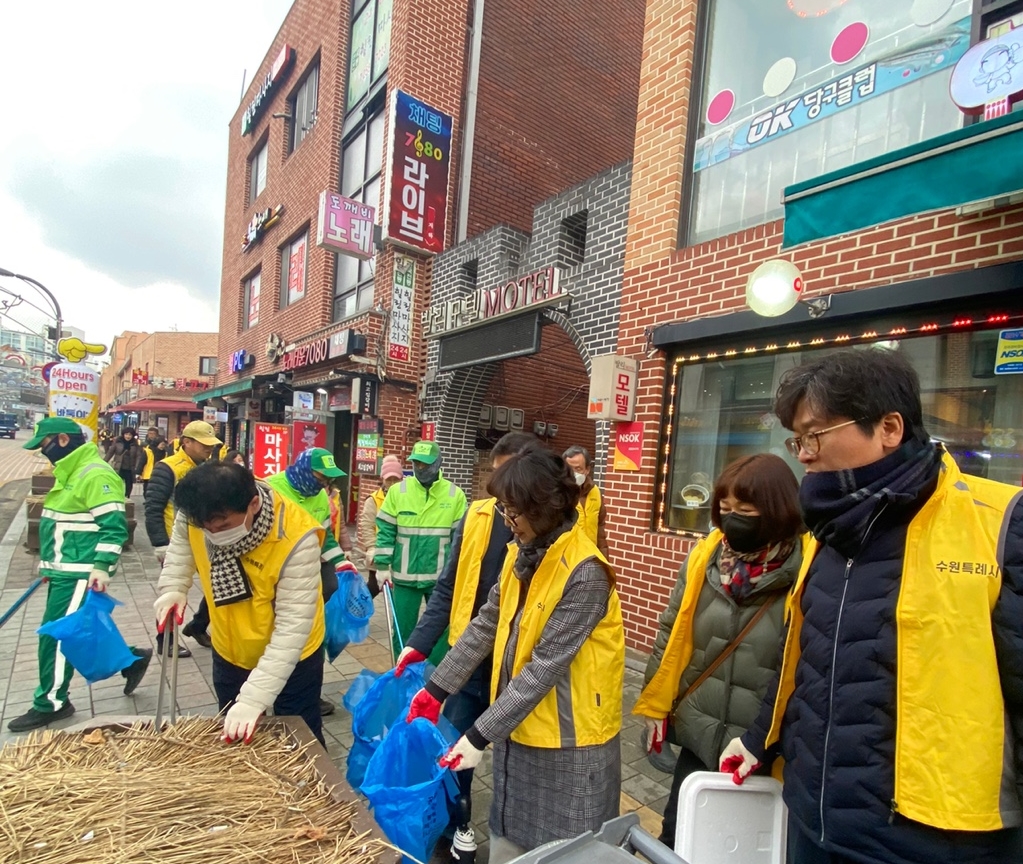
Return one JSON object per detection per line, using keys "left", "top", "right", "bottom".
{"left": 574, "top": 472, "right": 587, "bottom": 487}
{"left": 203, "top": 521, "right": 250, "bottom": 547}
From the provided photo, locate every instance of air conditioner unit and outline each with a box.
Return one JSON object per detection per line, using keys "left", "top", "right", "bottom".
{"left": 479, "top": 403, "right": 493, "bottom": 428}
{"left": 510, "top": 408, "right": 524, "bottom": 431}
{"left": 493, "top": 406, "right": 510, "bottom": 431}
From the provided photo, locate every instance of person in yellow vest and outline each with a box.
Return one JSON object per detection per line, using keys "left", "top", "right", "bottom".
{"left": 154, "top": 460, "right": 326, "bottom": 745}
{"left": 633, "top": 453, "right": 805, "bottom": 847}
{"left": 139, "top": 426, "right": 168, "bottom": 497}
{"left": 563, "top": 445, "right": 609, "bottom": 557}
{"left": 143, "top": 420, "right": 221, "bottom": 656}
{"left": 407, "top": 448, "right": 624, "bottom": 864}
{"left": 394, "top": 433, "right": 541, "bottom": 848}
{"left": 719, "top": 349, "right": 1023, "bottom": 863}
{"left": 352, "top": 454, "right": 403, "bottom": 596}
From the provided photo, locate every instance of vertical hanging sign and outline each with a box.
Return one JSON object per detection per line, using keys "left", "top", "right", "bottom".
{"left": 253, "top": 423, "right": 290, "bottom": 478}
{"left": 388, "top": 255, "right": 415, "bottom": 361}
{"left": 383, "top": 90, "right": 452, "bottom": 254}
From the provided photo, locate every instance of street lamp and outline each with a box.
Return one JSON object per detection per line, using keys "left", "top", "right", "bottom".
{"left": 0, "top": 268, "right": 64, "bottom": 359}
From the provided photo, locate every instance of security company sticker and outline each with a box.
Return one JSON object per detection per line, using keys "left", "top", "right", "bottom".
{"left": 994, "top": 330, "right": 1023, "bottom": 375}
{"left": 320, "top": 455, "right": 337, "bottom": 469}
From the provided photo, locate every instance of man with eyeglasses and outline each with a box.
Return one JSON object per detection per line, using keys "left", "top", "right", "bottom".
{"left": 720, "top": 348, "right": 1023, "bottom": 864}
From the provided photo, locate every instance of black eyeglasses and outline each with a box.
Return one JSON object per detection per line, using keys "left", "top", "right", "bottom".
{"left": 784, "top": 419, "right": 864, "bottom": 458}
{"left": 494, "top": 502, "right": 522, "bottom": 524}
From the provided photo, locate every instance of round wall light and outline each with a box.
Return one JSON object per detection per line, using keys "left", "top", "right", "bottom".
{"left": 745, "top": 259, "right": 804, "bottom": 317}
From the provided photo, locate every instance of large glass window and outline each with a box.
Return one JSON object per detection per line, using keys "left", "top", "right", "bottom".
{"left": 334, "top": 111, "right": 384, "bottom": 322}
{"left": 243, "top": 271, "right": 261, "bottom": 329}
{"left": 289, "top": 64, "right": 319, "bottom": 153}
{"left": 248, "top": 140, "right": 267, "bottom": 204}
{"left": 347, "top": 0, "right": 391, "bottom": 109}
{"left": 685, "top": 0, "right": 972, "bottom": 245}
{"left": 662, "top": 324, "right": 1023, "bottom": 534}
{"left": 281, "top": 233, "right": 308, "bottom": 309}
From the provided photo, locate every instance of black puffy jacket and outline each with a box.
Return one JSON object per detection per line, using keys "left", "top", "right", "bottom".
{"left": 744, "top": 484, "right": 1023, "bottom": 864}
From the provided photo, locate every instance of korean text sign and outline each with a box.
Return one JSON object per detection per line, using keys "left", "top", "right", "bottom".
{"left": 389, "top": 255, "right": 415, "bottom": 361}
{"left": 253, "top": 423, "right": 291, "bottom": 479}
{"left": 587, "top": 355, "right": 638, "bottom": 421}
{"left": 385, "top": 90, "right": 452, "bottom": 254}
{"left": 316, "top": 190, "right": 376, "bottom": 260}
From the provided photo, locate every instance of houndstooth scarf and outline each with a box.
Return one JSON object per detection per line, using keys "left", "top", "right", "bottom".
{"left": 207, "top": 484, "right": 275, "bottom": 606}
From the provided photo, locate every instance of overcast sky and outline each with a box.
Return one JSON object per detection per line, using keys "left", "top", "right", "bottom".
{"left": 0, "top": 1, "right": 294, "bottom": 356}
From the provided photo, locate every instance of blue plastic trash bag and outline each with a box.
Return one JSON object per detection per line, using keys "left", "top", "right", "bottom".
{"left": 324, "top": 569, "right": 375, "bottom": 661}
{"left": 342, "top": 668, "right": 382, "bottom": 714}
{"left": 362, "top": 718, "right": 461, "bottom": 864}
{"left": 346, "top": 663, "right": 426, "bottom": 790}
{"left": 37, "top": 590, "right": 137, "bottom": 685}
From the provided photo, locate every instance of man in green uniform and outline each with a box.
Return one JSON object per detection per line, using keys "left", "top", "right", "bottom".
{"left": 7, "top": 417, "right": 152, "bottom": 732}
{"left": 374, "top": 441, "right": 467, "bottom": 662}
{"left": 265, "top": 446, "right": 352, "bottom": 716}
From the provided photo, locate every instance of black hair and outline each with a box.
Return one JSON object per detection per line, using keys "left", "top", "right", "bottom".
{"left": 224, "top": 449, "right": 245, "bottom": 464}
{"left": 123, "top": 428, "right": 137, "bottom": 438}
{"left": 492, "top": 432, "right": 543, "bottom": 459}
{"left": 773, "top": 347, "right": 926, "bottom": 443}
{"left": 174, "top": 461, "right": 259, "bottom": 526}
{"left": 711, "top": 453, "right": 802, "bottom": 546}
{"left": 562, "top": 445, "right": 592, "bottom": 466}
{"left": 488, "top": 448, "right": 579, "bottom": 536}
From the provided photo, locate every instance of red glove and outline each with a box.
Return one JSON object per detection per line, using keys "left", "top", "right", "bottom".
{"left": 336, "top": 561, "right": 358, "bottom": 573}
{"left": 395, "top": 646, "right": 427, "bottom": 677}
{"left": 406, "top": 688, "right": 442, "bottom": 724}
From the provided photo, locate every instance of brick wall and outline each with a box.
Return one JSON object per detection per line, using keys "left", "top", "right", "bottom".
{"left": 607, "top": 0, "right": 1023, "bottom": 650}
{"left": 423, "top": 162, "right": 632, "bottom": 492}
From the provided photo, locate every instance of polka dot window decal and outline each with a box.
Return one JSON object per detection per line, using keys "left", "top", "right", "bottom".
{"left": 831, "top": 21, "right": 869, "bottom": 65}
{"left": 763, "top": 57, "right": 798, "bottom": 98}
{"left": 706, "top": 89, "right": 735, "bottom": 126}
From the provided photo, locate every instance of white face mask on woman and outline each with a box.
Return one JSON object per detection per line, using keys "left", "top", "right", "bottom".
{"left": 574, "top": 472, "right": 587, "bottom": 487}
{"left": 203, "top": 521, "right": 250, "bottom": 547}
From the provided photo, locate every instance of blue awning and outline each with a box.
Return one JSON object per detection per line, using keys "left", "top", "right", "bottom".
{"left": 782, "top": 112, "right": 1023, "bottom": 248}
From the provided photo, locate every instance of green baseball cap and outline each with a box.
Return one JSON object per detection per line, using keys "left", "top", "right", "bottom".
{"left": 309, "top": 447, "right": 346, "bottom": 478}
{"left": 409, "top": 440, "right": 440, "bottom": 464}
{"left": 24, "top": 417, "right": 84, "bottom": 450}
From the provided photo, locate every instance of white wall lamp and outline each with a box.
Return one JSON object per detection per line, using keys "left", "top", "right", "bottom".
{"left": 745, "top": 259, "right": 831, "bottom": 319}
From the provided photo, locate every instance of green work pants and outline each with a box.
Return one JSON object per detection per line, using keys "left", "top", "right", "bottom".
{"left": 33, "top": 576, "right": 89, "bottom": 713}
{"left": 390, "top": 581, "right": 450, "bottom": 667}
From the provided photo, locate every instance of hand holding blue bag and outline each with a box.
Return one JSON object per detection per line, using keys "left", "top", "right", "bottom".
{"left": 362, "top": 717, "right": 461, "bottom": 864}
{"left": 324, "top": 567, "right": 375, "bottom": 662}
{"left": 37, "top": 590, "right": 137, "bottom": 684}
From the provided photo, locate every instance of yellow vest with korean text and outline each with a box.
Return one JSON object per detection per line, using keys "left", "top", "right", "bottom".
{"left": 187, "top": 491, "right": 326, "bottom": 670}
{"left": 160, "top": 449, "right": 198, "bottom": 537}
{"left": 765, "top": 451, "right": 1023, "bottom": 832}
{"left": 491, "top": 522, "right": 624, "bottom": 748}
{"left": 576, "top": 485, "right": 601, "bottom": 546}
{"left": 449, "top": 498, "right": 504, "bottom": 645}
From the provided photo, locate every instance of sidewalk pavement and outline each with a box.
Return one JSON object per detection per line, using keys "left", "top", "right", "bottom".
{"left": 0, "top": 485, "right": 672, "bottom": 857}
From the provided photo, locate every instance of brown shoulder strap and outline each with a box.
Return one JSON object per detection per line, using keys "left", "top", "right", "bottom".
{"left": 676, "top": 593, "right": 780, "bottom": 706}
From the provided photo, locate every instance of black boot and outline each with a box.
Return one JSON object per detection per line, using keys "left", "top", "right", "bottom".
{"left": 319, "top": 697, "right": 335, "bottom": 716}
{"left": 182, "top": 619, "right": 212, "bottom": 649}
{"left": 7, "top": 701, "right": 75, "bottom": 732}
{"left": 122, "top": 648, "right": 153, "bottom": 696}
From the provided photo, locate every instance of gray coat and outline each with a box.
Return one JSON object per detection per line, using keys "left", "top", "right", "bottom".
{"left": 644, "top": 539, "right": 802, "bottom": 770}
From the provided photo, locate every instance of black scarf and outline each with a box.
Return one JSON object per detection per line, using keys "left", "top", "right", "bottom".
{"left": 512, "top": 513, "right": 577, "bottom": 581}
{"left": 799, "top": 437, "right": 941, "bottom": 558}
{"left": 207, "top": 485, "right": 275, "bottom": 606}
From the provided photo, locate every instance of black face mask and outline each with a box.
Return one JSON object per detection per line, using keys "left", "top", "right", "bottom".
{"left": 42, "top": 437, "right": 81, "bottom": 466}
{"left": 720, "top": 512, "right": 765, "bottom": 553}
{"left": 413, "top": 461, "right": 441, "bottom": 487}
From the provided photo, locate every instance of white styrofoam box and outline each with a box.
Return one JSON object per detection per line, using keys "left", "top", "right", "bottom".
{"left": 675, "top": 772, "right": 787, "bottom": 864}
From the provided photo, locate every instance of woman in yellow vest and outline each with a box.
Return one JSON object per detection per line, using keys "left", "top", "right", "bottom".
{"left": 407, "top": 448, "right": 624, "bottom": 864}
{"left": 564, "top": 445, "right": 609, "bottom": 557}
{"left": 154, "top": 460, "right": 326, "bottom": 745}
{"left": 633, "top": 453, "right": 805, "bottom": 847}
{"left": 352, "top": 454, "right": 403, "bottom": 596}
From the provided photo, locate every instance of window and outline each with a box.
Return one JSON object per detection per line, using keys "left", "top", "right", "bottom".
{"left": 249, "top": 140, "right": 268, "bottom": 204}
{"left": 289, "top": 64, "right": 319, "bottom": 153}
{"left": 199, "top": 356, "right": 218, "bottom": 376}
{"left": 334, "top": 111, "right": 385, "bottom": 321}
{"left": 683, "top": 0, "right": 973, "bottom": 245}
{"left": 282, "top": 233, "right": 308, "bottom": 309}
{"left": 660, "top": 323, "right": 1023, "bottom": 535}
{"left": 559, "top": 211, "right": 588, "bottom": 267}
{"left": 243, "top": 271, "right": 261, "bottom": 329}
{"left": 347, "top": 0, "right": 392, "bottom": 110}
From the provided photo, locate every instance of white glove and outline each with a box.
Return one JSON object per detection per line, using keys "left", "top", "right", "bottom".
{"left": 153, "top": 546, "right": 168, "bottom": 566}
{"left": 439, "top": 735, "right": 485, "bottom": 772}
{"left": 644, "top": 717, "right": 669, "bottom": 754}
{"left": 154, "top": 591, "right": 187, "bottom": 633}
{"left": 222, "top": 701, "right": 262, "bottom": 744}
{"left": 719, "top": 736, "right": 761, "bottom": 785}
{"left": 378, "top": 569, "right": 393, "bottom": 588}
{"left": 87, "top": 568, "right": 110, "bottom": 592}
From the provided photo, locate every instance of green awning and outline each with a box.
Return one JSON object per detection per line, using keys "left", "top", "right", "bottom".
{"left": 782, "top": 112, "right": 1023, "bottom": 248}
{"left": 194, "top": 376, "right": 254, "bottom": 402}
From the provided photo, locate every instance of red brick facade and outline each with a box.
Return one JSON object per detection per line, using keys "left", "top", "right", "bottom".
{"left": 606, "top": 0, "right": 1023, "bottom": 649}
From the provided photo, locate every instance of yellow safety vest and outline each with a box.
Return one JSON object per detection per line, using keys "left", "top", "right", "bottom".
{"left": 766, "top": 451, "right": 1023, "bottom": 832}
{"left": 492, "top": 522, "right": 624, "bottom": 748}
{"left": 449, "top": 498, "right": 506, "bottom": 645}
{"left": 160, "top": 449, "right": 198, "bottom": 537}
{"left": 372, "top": 487, "right": 386, "bottom": 528}
{"left": 141, "top": 447, "right": 155, "bottom": 481}
{"left": 575, "top": 485, "right": 601, "bottom": 546}
{"left": 187, "top": 490, "right": 326, "bottom": 670}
